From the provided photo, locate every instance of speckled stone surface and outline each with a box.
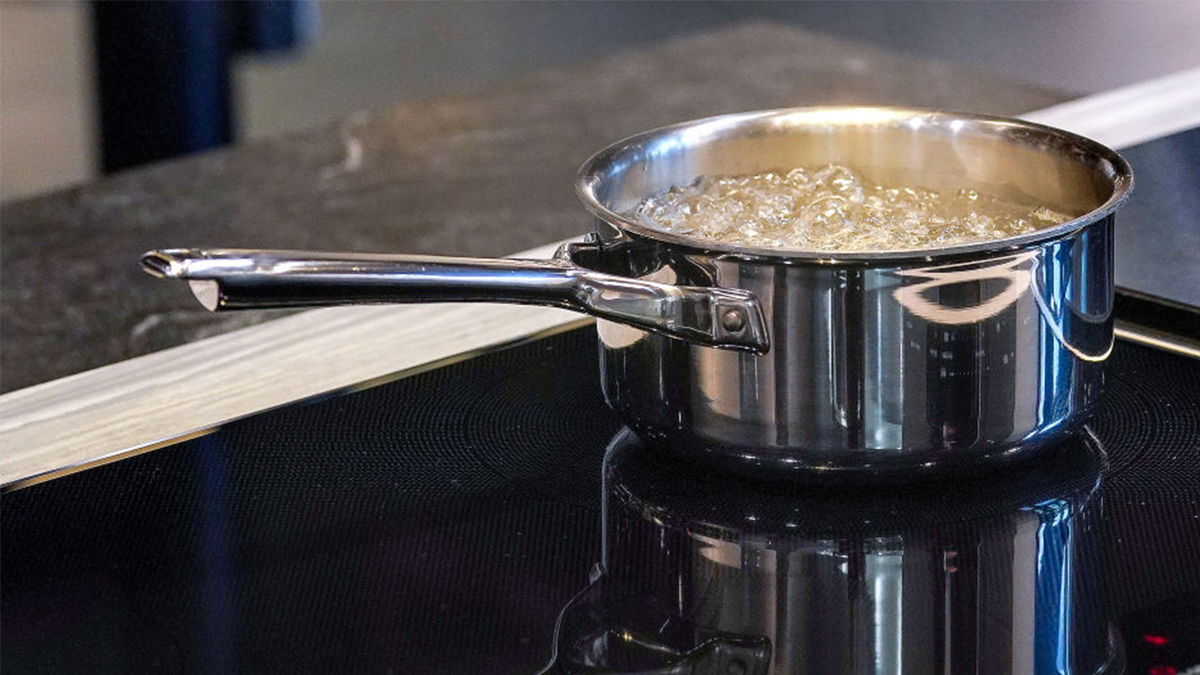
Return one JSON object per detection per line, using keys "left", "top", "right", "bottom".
{"left": 0, "top": 23, "right": 1070, "bottom": 392}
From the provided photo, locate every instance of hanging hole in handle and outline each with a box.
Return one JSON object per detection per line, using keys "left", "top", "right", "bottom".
{"left": 188, "top": 280, "right": 221, "bottom": 310}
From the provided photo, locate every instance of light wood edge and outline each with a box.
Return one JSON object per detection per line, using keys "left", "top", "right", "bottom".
{"left": 0, "top": 239, "right": 586, "bottom": 488}
{"left": 1021, "top": 67, "right": 1200, "bottom": 149}
{"left": 4, "top": 70, "right": 1198, "bottom": 488}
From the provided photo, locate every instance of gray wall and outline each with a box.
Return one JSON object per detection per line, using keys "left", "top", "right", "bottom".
{"left": 4, "top": 1, "right": 1199, "bottom": 199}
{"left": 237, "top": 2, "right": 1200, "bottom": 140}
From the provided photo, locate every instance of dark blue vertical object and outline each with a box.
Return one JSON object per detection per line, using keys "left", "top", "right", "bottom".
{"left": 92, "top": 1, "right": 235, "bottom": 172}
{"left": 230, "top": 0, "right": 319, "bottom": 53}
{"left": 92, "top": 1, "right": 317, "bottom": 173}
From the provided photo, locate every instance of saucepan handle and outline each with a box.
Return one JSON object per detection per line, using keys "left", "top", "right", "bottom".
{"left": 140, "top": 242, "right": 769, "bottom": 352}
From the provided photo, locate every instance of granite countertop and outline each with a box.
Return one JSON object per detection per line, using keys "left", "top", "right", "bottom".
{"left": 0, "top": 22, "right": 1070, "bottom": 393}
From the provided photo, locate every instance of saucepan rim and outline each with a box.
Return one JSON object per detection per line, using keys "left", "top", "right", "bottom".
{"left": 575, "top": 105, "right": 1134, "bottom": 263}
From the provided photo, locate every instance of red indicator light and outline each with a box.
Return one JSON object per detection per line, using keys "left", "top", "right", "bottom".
{"left": 1148, "top": 666, "right": 1176, "bottom": 675}
{"left": 1143, "top": 634, "right": 1172, "bottom": 647}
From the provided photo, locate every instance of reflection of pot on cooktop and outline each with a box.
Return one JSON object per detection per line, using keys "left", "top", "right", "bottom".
{"left": 542, "top": 429, "right": 1121, "bottom": 675}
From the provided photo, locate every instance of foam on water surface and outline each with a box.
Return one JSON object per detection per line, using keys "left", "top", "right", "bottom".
{"left": 629, "top": 164, "right": 1072, "bottom": 252}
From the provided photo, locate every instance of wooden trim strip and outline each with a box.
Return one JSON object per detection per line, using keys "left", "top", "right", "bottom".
{"left": 1021, "top": 67, "right": 1200, "bottom": 149}
{"left": 3, "top": 70, "right": 1198, "bottom": 488}
{"left": 1, "top": 241, "right": 585, "bottom": 488}
{"left": 1, "top": 318, "right": 595, "bottom": 492}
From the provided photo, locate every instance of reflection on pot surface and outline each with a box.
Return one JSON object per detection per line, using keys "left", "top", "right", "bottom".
{"left": 597, "top": 213, "right": 1116, "bottom": 476}
{"left": 543, "top": 429, "right": 1120, "bottom": 675}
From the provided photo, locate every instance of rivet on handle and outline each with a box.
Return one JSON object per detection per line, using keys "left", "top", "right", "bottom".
{"left": 721, "top": 308, "right": 745, "bottom": 333}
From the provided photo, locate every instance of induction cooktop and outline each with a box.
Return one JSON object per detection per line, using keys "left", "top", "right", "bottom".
{"left": 3, "top": 132, "right": 1199, "bottom": 675}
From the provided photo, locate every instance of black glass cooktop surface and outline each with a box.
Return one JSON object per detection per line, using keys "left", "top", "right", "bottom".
{"left": 3, "top": 311, "right": 1199, "bottom": 674}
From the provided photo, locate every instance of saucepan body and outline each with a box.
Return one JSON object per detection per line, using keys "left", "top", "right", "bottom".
{"left": 576, "top": 107, "right": 1130, "bottom": 476}
{"left": 142, "top": 107, "right": 1133, "bottom": 477}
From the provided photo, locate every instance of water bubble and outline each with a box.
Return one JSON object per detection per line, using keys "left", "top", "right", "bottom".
{"left": 631, "top": 164, "right": 1071, "bottom": 251}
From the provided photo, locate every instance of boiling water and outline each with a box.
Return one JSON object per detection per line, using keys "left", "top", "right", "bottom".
{"left": 629, "top": 164, "right": 1073, "bottom": 251}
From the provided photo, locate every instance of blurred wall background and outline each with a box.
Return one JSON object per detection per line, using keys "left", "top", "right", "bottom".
{"left": 3, "top": 0, "right": 1200, "bottom": 200}
{"left": 1, "top": 1, "right": 94, "bottom": 200}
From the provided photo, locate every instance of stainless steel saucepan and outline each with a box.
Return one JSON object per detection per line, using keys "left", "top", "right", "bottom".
{"left": 141, "top": 107, "right": 1133, "bottom": 478}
